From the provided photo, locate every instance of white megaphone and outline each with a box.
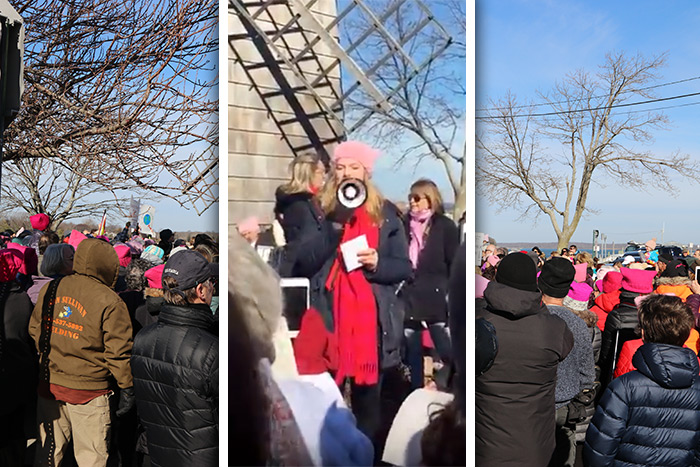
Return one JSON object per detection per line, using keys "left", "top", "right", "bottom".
{"left": 336, "top": 178, "right": 367, "bottom": 209}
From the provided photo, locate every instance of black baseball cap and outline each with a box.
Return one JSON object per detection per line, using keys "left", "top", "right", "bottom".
{"left": 162, "top": 250, "right": 218, "bottom": 291}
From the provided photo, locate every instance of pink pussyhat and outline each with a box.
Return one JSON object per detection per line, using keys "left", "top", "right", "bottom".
{"left": 6, "top": 243, "right": 38, "bottom": 276}
{"left": 620, "top": 267, "right": 657, "bottom": 294}
{"left": 563, "top": 282, "right": 593, "bottom": 312}
{"left": 144, "top": 264, "right": 165, "bottom": 289}
{"left": 114, "top": 244, "right": 132, "bottom": 268}
{"left": 573, "top": 263, "right": 588, "bottom": 282}
{"left": 68, "top": 230, "right": 87, "bottom": 249}
{"left": 237, "top": 216, "right": 260, "bottom": 235}
{"left": 0, "top": 249, "right": 23, "bottom": 282}
{"left": 30, "top": 213, "right": 50, "bottom": 231}
{"left": 333, "top": 141, "right": 380, "bottom": 173}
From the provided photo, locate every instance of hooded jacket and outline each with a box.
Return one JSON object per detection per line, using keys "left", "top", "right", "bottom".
{"left": 654, "top": 276, "right": 693, "bottom": 301}
{"left": 131, "top": 302, "right": 218, "bottom": 467}
{"left": 613, "top": 329, "right": 700, "bottom": 379}
{"left": 28, "top": 238, "right": 133, "bottom": 390}
{"left": 476, "top": 281, "right": 574, "bottom": 467}
{"left": 584, "top": 343, "right": 700, "bottom": 466}
{"left": 590, "top": 290, "right": 621, "bottom": 331}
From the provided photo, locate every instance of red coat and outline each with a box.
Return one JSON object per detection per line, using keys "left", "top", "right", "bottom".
{"left": 590, "top": 290, "right": 621, "bottom": 331}
{"left": 614, "top": 329, "right": 700, "bottom": 379}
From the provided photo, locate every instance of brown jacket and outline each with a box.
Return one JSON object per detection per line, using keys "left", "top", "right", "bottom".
{"left": 29, "top": 239, "right": 133, "bottom": 390}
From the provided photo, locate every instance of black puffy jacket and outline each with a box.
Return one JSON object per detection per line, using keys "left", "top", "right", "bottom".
{"left": 131, "top": 303, "right": 218, "bottom": 467}
{"left": 598, "top": 291, "right": 641, "bottom": 388}
{"left": 584, "top": 343, "right": 700, "bottom": 466}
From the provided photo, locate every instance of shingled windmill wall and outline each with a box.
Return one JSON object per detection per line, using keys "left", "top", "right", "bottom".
{"left": 228, "top": 1, "right": 345, "bottom": 228}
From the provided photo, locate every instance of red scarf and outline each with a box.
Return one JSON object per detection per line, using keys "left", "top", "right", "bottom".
{"left": 325, "top": 206, "right": 380, "bottom": 385}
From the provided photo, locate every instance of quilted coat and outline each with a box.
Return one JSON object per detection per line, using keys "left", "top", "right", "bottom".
{"left": 131, "top": 303, "right": 218, "bottom": 466}
{"left": 584, "top": 343, "right": 700, "bottom": 466}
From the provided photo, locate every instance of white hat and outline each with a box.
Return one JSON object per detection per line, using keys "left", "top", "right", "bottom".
{"left": 622, "top": 256, "right": 635, "bottom": 265}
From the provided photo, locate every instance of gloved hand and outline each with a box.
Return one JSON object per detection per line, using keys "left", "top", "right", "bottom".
{"left": 116, "top": 387, "right": 135, "bottom": 417}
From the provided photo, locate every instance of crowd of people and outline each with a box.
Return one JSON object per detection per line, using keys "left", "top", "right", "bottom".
{"left": 0, "top": 214, "right": 219, "bottom": 466}
{"left": 476, "top": 240, "right": 700, "bottom": 466}
{"left": 230, "top": 140, "right": 466, "bottom": 466}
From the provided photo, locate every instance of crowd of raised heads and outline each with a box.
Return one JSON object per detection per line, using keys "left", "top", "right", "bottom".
{"left": 228, "top": 140, "right": 466, "bottom": 466}
{"left": 0, "top": 212, "right": 219, "bottom": 466}
{"left": 476, "top": 239, "right": 700, "bottom": 467}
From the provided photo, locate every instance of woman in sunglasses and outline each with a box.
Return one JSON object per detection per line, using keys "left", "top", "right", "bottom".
{"left": 401, "top": 179, "right": 460, "bottom": 390}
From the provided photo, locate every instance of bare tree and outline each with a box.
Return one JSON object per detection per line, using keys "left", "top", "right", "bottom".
{"left": 476, "top": 52, "right": 700, "bottom": 249}
{"left": 4, "top": 0, "right": 217, "bottom": 206}
{"left": 1, "top": 157, "right": 128, "bottom": 230}
{"left": 342, "top": 0, "right": 466, "bottom": 218}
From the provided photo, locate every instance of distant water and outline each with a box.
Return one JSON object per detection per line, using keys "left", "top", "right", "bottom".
{"left": 539, "top": 248, "right": 620, "bottom": 259}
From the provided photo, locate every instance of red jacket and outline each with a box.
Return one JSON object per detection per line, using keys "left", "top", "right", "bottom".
{"left": 614, "top": 329, "right": 700, "bottom": 379}
{"left": 590, "top": 290, "right": 621, "bottom": 331}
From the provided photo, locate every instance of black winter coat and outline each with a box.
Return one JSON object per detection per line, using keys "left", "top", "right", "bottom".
{"left": 476, "top": 281, "right": 574, "bottom": 467}
{"left": 0, "top": 283, "right": 37, "bottom": 414}
{"left": 297, "top": 202, "right": 412, "bottom": 370}
{"left": 584, "top": 343, "right": 700, "bottom": 466}
{"left": 598, "top": 291, "right": 641, "bottom": 387}
{"left": 273, "top": 188, "right": 325, "bottom": 277}
{"left": 131, "top": 303, "right": 218, "bottom": 467}
{"left": 402, "top": 213, "right": 459, "bottom": 323}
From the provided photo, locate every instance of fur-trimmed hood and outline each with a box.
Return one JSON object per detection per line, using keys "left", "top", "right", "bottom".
{"left": 654, "top": 276, "right": 692, "bottom": 287}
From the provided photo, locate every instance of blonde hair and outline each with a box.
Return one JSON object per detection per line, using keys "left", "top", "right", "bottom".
{"left": 576, "top": 251, "right": 594, "bottom": 268}
{"left": 278, "top": 152, "right": 322, "bottom": 194}
{"left": 410, "top": 178, "right": 444, "bottom": 214}
{"left": 319, "top": 168, "right": 385, "bottom": 225}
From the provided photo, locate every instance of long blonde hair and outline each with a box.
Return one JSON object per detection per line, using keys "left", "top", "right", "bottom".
{"left": 278, "top": 152, "right": 322, "bottom": 194}
{"left": 319, "top": 170, "right": 385, "bottom": 225}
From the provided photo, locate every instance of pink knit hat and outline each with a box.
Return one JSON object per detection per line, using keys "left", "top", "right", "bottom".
{"left": 0, "top": 249, "right": 23, "bottom": 282}
{"left": 620, "top": 267, "right": 657, "bottom": 294}
{"left": 333, "top": 141, "right": 380, "bottom": 173}
{"left": 68, "top": 230, "right": 87, "bottom": 249}
{"left": 573, "top": 262, "right": 588, "bottom": 282}
{"left": 563, "top": 282, "right": 593, "bottom": 311}
{"left": 6, "top": 243, "right": 38, "bottom": 276}
{"left": 114, "top": 244, "right": 132, "bottom": 268}
{"left": 30, "top": 213, "right": 50, "bottom": 231}
{"left": 237, "top": 217, "right": 260, "bottom": 235}
{"left": 596, "top": 270, "right": 623, "bottom": 294}
{"left": 144, "top": 264, "right": 165, "bottom": 289}
{"left": 475, "top": 274, "right": 489, "bottom": 298}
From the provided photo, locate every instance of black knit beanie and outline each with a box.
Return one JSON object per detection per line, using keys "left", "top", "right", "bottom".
{"left": 538, "top": 257, "right": 575, "bottom": 298}
{"left": 495, "top": 252, "right": 538, "bottom": 292}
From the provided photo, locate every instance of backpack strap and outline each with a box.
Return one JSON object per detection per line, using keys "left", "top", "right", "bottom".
{"left": 38, "top": 277, "right": 63, "bottom": 384}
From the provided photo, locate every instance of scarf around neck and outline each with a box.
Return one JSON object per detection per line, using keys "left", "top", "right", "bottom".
{"left": 325, "top": 206, "right": 380, "bottom": 385}
{"left": 408, "top": 209, "right": 433, "bottom": 269}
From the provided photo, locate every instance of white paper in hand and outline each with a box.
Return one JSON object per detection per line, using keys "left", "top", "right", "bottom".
{"left": 340, "top": 234, "right": 369, "bottom": 272}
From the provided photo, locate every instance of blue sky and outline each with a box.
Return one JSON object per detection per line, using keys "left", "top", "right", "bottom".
{"left": 476, "top": 1, "right": 700, "bottom": 246}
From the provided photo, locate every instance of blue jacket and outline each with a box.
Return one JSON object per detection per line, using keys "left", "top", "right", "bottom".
{"left": 584, "top": 343, "right": 700, "bottom": 466}
{"left": 296, "top": 202, "right": 412, "bottom": 370}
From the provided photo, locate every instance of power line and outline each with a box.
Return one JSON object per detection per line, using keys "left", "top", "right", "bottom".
{"left": 476, "top": 75, "right": 700, "bottom": 113}
{"left": 475, "top": 91, "right": 700, "bottom": 120}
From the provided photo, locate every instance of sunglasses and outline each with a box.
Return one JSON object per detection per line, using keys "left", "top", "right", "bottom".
{"left": 408, "top": 194, "right": 427, "bottom": 203}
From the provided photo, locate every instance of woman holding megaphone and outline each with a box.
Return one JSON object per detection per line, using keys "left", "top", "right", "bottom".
{"left": 295, "top": 141, "right": 412, "bottom": 450}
